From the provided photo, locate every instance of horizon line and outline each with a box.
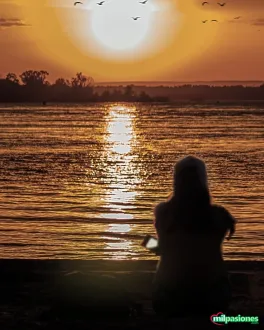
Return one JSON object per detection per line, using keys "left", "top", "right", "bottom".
{"left": 95, "top": 80, "right": 264, "bottom": 84}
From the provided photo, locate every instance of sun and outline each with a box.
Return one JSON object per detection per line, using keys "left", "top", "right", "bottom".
{"left": 90, "top": 0, "right": 157, "bottom": 52}
{"left": 45, "top": 0, "right": 183, "bottom": 63}
{"left": 23, "top": 0, "right": 219, "bottom": 80}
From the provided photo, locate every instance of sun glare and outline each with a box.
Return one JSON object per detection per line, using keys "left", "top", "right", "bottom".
{"left": 24, "top": 1, "right": 219, "bottom": 79}
{"left": 90, "top": 0, "right": 154, "bottom": 51}
{"left": 42, "top": 0, "right": 184, "bottom": 66}
{"left": 80, "top": 0, "right": 180, "bottom": 60}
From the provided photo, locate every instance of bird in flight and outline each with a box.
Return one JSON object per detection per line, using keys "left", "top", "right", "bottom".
{"left": 132, "top": 17, "right": 140, "bottom": 20}
{"left": 97, "top": 1, "right": 105, "bottom": 5}
{"left": 74, "top": 1, "right": 83, "bottom": 5}
{"left": 202, "top": 20, "right": 208, "bottom": 23}
{"left": 234, "top": 16, "right": 241, "bottom": 19}
{"left": 139, "top": 0, "right": 148, "bottom": 3}
{"left": 211, "top": 19, "right": 218, "bottom": 22}
{"left": 202, "top": 2, "right": 209, "bottom": 5}
{"left": 217, "top": 2, "right": 226, "bottom": 6}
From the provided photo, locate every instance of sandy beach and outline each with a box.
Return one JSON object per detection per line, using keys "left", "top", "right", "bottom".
{"left": 0, "top": 260, "right": 264, "bottom": 329}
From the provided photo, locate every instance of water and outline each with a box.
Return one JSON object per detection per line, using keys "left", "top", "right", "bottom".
{"left": 0, "top": 103, "right": 263, "bottom": 260}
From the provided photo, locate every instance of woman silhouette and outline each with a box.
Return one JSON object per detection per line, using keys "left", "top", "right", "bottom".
{"left": 152, "top": 156, "right": 236, "bottom": 317}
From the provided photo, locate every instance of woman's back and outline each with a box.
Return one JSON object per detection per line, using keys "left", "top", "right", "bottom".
{"left": 154, "top": 204, "right": 234, "bottom": 291}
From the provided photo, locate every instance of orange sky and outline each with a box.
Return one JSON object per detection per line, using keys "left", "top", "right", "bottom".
{"left": 0, "top": 0, "right": 264, "bottom": 82}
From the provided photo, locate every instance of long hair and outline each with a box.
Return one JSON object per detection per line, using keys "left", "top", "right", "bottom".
{"left": 167, "top": 156, "right": 213, "bottom": 231}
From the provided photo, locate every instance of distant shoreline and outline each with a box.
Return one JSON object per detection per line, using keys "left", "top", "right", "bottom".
{"left": 1, "top": 100, "right": 264, "bottom": 105}
{"left": 1, "top": 71, "right": 264, "bottom": 103}
{"left": 1, "top": 72, "right": 264, "bottom": 103}
{"left": 95, "top": 81, "right": 264, "bottom": 87}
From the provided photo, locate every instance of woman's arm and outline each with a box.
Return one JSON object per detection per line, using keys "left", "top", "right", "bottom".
{"left": 223, "top": 208, "right": 236, "bottom": 240}
{"left": 154, "top": 201, "right": 167, "bottom": 232}
{"left": 153, "top": 202, "right": 168, "bottom": 255}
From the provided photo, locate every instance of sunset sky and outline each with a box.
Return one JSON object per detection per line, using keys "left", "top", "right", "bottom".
{"left": 0, "top": 0, "right": 263, "bottom": 83}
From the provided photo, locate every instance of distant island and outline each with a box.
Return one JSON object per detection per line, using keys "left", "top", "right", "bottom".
{"left": 0, "top": 70, "right": 264, "bottom": 103}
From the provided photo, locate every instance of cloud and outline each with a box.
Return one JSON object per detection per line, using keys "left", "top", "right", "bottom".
{"left": 227, "top": 18, "right": 245, "bottom": 24}
{"left": 227, "top": 17, "right": 264, "bottom": 26}
{"left": 0, "top": 17, "right": 31, "bottom": 28}
{"left": 251, "top": 18, "right": 264, "bottom": 26}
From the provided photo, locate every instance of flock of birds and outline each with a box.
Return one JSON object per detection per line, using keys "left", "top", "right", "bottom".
{"left": 73, "top": 0, "right": 261, "bottom": 30}
{"left": 73, "top": 0, "right": 149, "bottom": 20}
{"left": 201, "top": 2, "right": 241, "bottom": 23}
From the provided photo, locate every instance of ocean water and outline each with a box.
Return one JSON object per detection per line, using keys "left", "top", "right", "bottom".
{"left": 0, "top": 103, "right": 263, "bottom": 260}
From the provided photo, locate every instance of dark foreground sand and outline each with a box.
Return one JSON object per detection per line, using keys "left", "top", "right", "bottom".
{"left": 1, "top": 260, "right": 264, "bottom": 329}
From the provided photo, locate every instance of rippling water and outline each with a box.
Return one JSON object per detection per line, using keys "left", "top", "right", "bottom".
{"left": 0, "top": 103, "right": 263, "bottom": 260}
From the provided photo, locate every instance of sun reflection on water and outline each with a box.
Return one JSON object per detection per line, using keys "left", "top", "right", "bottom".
{"left": 107, "top": 224, "right": 131, "bottom": 233}
{"left": 101, "top": 105, "right": 141, "bottom": 260}
{"left": 107, "top": 107, "right": 134, "bottom": 154}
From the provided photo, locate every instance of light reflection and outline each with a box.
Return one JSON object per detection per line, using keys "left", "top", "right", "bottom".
{"left": 101, "top": 105, "right": 141, "bottom": 260}
{"left": 103, "top": 240, "right": 133, "bottom": 260}
{"left": 107, "top": 108, "right": 134, "bottom": 154}
{"left": 112, "top": 144, "right": 131, "bottom": 154}
{"left": 107, "top": 224, "right": 131, "bottom": 233}
{"left": 104, "top": 241, "right": 131, "bottom": 250}
{"left": 101, "top": 213, "right": 134, "bottom": 220}
{"left": 105, "top": 183, "right": 138, "bottom": 208}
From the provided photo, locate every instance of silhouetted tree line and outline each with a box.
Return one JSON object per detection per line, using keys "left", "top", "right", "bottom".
{"left": 0, "top": 71, "right": 166, "bottom": 102}
{"left": 0, "top": 70, "right": 264, "bottom": 103}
